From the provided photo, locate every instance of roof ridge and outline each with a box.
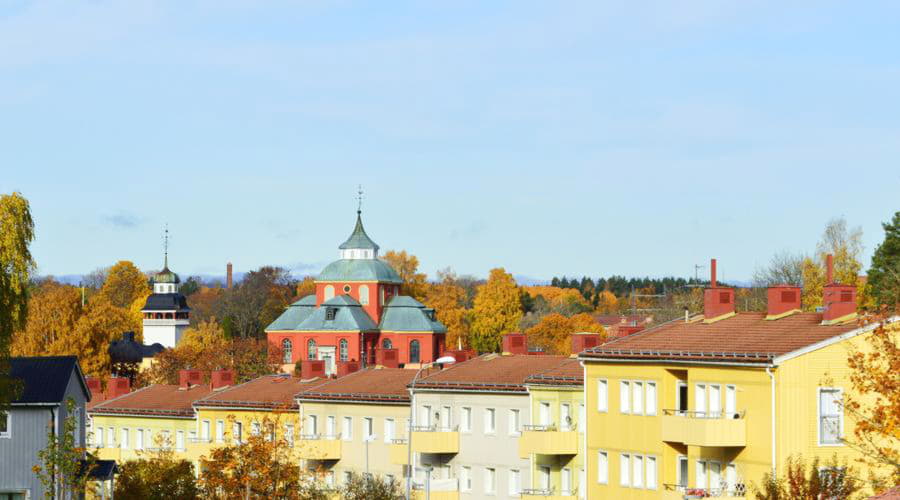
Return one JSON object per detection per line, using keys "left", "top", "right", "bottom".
{"left": 91, "top": 384, "right": 155, "bottom": 409}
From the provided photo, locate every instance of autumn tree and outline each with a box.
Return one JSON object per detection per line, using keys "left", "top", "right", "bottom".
{"left": 216, "top": 266, "right": 295, "bottom": 339}
{"left": 0, "top": 191, "right": 35, "bottom": 410}
{"left": 11, "top": 279, "right": 83, "bottom": 356}
{"left": 114, "top": 444, "right": 200, "bottom": 500}
{"left": 187, "top": 286, "right": 224, "bottom": 326}
{"left": 595, "top": 290, "right": 618, "bottom": 314}
{"left": 422, "top": 269, "right": 469, "bottom": 349}
{"left": 470, "top": 268, "right": 523, "bottom": 353}
{"left": 100, "top": 261, "right": 150, "bottom": 308}
{"left": 33, "top": 398, "right": 94, "bottom": 500}
{"left": 751, "top": 455, "right": 861, "bottom": 500}
{"left": 752, "top": 250, "right": 805, "bottom": 287}
{"left": 71, "top": 295, "right": 140, "bottom": 379}
{"left": 341, "top": 473, "right": 404, "bottom": 500}
{"left": 525, "top": 313, "right": 605, "bottom": 355}
{"left": 867, "top": 211, "right": 900, "bottom": 309}
{"left": 382, "top": 250, "right": 428, "bottom": 301}
{"left": 295, "top": 276, "right": 316, "bottom": 299}
{"left": 802, "top": 218, "right": 865, "bottom": 311}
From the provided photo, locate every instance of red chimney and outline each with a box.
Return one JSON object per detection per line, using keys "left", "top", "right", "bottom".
{"left": 300, "top": 360, "right": 326, "bottom": 379}
{"left": 703, "top": 258, "right": 735, "bottom": 320}
{"left": 337, "top": 360, "right": 360, "bottom": 377}
{"left": 227, "top": 262, "right": 233, "bottom": 289}
{"left": 501, "top": 333, "right": 528, "bottom": 355}
{"left": 178, "top": 369, "right": 203, "bottom": 389}
{"left": 571, "top": 333, "right": 602, "bottom": 354}
{"left": 767, "top": 285, "right": 802, "bottom": 318}
{"left": 86, "top": 377, "right": 102, "bottom": 402}
{"left": 108, "top": 377, "right": 131, "bottom": 398}
{"left": 825, "top": 254, "right": 834, "bottom": 284}
{"left": 617, "top": 325, "right": 645, "bottom": 337}
{"left": 210, "top": 369, "right": 235, "bottom": 390}
{"left": 376, "top": 348, "right": 399, "bottom": 368}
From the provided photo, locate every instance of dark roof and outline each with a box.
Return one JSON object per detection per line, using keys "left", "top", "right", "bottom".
{"left": 293, "top": 295, "right": 379, "bottom": 332}
{"left": 579, "top": 312, "right": 859, "bottom": 364}
{"left": 108, "top": 332, "right": 164, "bottom": 364}
{"left": 338, "top": 212, "right": 380, "bottom": 251}
{"left": 141, "top": 293, "right": 190, "bottom": 312}
{"left": 297, "top": 368, "right": 417, "bottom": 403}
{"left": 413, "top": 354, "right": 571, "bottom": 393}
{"left": 9, "top": 356, "right": 88, "bottom": 404}
{"left": 379, "top": 296, "right": 447, "bottom": 333}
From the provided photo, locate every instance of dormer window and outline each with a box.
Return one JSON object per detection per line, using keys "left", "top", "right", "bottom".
{"left": 326, "top": 307, "right": 338, "bottom": 321}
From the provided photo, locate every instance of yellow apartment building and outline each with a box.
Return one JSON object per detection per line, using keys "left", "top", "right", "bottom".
{"left": 578, "top": 261, "right": 887, "bottom": 499}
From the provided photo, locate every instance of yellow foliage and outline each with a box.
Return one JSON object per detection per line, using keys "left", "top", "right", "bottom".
{"left": 179, "top": 318, "right": 228, "bottom": 352}
{"left": 595, "top": 290, "right": 618, "bottom": 314}
{"left": 423, "top": 280, "right": 469, "bottom": 349}
{"left": 382, "top": 249, "right": 428, "bottom": 300}
{"left": 72, "top": 295, "right": 138, "bottom": 379}
{"left": 12, "top": 280, "right": 83, "bottom": 356}
{"left": 470, "top": 268, "right": 522, "bottom": 352}
{"left": 295, "top": 276, "right": 316, "bottom": 298}
{"left": 100, "top": 261, "right": 150, "bottom": 309}
{"left": 525, "top": 313, "right": 605, "bottom": 355}
{"left": 524, "top": 286, "right": 590, "bottom": 309}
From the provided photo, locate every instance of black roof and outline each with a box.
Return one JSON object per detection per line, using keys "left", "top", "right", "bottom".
{"left": 9, "top": 356, "right": 89, "bottom": 404}
{"left": 108, "top": 332, "right": 165, "bottom": 364}
{"left": 141, "top": 293, "right": 190, "bottom": 312}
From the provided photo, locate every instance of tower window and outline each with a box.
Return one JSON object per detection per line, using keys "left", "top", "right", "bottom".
{"left": 382, "top": 339, "right": 393, "bottom": 350}
{"left": 359, "top": 285, "right": 370, "bottom": 305}
{"left": 281, "top": 339, "right": 292, "bottom": 364}
{"left": 326, "top": 307, "right": 338, "bottom": 321}
{"left": 409, "top": 340, "right": 420, "bottom": 364}
{"left": 343, "top": 284, "right": 352, "bottom": 294}
{"left": 307, "top": 340, "right": 317, "bottom": 360}
{"left": 324, "top": 285, "right": 335, "bottom": 301}
{"left": 340, "top": 339, "right": 349, "bottom": 362}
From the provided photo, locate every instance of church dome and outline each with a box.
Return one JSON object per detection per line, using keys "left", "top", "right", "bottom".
{"left": 318, "top": 259, "right": 402, "bottom": 283}
{"left": 152, "top": 267, "right": 180, "bottom": 284}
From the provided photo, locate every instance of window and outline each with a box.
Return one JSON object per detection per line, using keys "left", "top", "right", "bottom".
{"left": 307, "top": 339, "right": 317, "bottom": 360}
{"left": 200, "top": 420, "right": 210, "bottom": 441}
{"left": 342, "top": 416, "right": 353, "bottom": 440}
{"left": 135, "top": 428, "right": 144, "bottom": 450}
{"left": 620, "top": 381, "right": 631, "bottom": 414}
{"left": 1, "top": 411, "right": 11, "bottom": 438}
{"left": 461, "top": 407, "right": 472, "bottom": 432}
{"left": 460, "top": 466, "right": 472, "bottom": 491}
{"left": 726, "top": 385, "right": 737, "bottom": 418}
{"left": 538, "top": 466, "right": 551, "bottom": 489}
{"left": 382, "top": 338, "right": 393, "bottom": 349}
{"left": 108, "top": 427, "right": 115, "bottom": 448}
{"left": 324, "top": 285, "right": 335, "bottom": 300}
{"left": 176, "top": 430, "right": 184, "bottom": 450}
{"left": 539, "top": 402, "right": 551, "bottom": 426}
{"left": 484, "top": 467, "right": 496, "bottom": 494}
{"left": 646, "top": 382, "right": 657, "bottom": 416}
{"left": 597, "top": 451, "right": 608, "bottom": 484}
{"left": 632, "top": 381, "right": 643, "bottom": 414}
{"left": 339, "top": 339, "right": 349, "bottom": 362}
{"left": 508, "top": 468, "right": 520, "bottom": 496}
{"left": 561, "top": 468, "right": 572, "bottom": 495}
{"left": 384, "top": 418, "right": 395, "bottom": 443}
{"left": 380, "top": 287, "right": 385, "bottom": 306}
{"left": 484, "top": 408, "right": 496, "bottom": 434}
{"left": 363, "top": 417, "right": 374, "bottom": 441}
{"left": 95, "top": 426, "right": 103, "bottom": 447}
{"left": 285, "top": 424, "right": 294, "bottom": 446}
{"left": 281, "top": 339, "right": 292, "bottom": 363}
{"left": 251, "top": 421, "right": 261, "bottom": 437}
{"left": 709, "top": 384, "right": 722, "bottom": 417}
{"left": 709, "top": 462, "right": 722, "bottom": 492}
{"left": 306, "top": 415, "right": 318, "bottom": 436}
{"left": 440, "top": 405, "right": 451, "bottom": 430}
{"left": 342, "top": 284, "right": 351, "bottom": 294}
{"left": 677, "top": 456, "right": 688, "bottom": 488}
{"left": 343, "top": 471, "right": 352, "bottom": 484}
{"left": 646, "top": 456, "right": 657, "bottom": 489}
{"left": 560, "top": 403, "right": 571, "bottom": 430}
{"left": 233, "top": 422, "right": 242, "bottom": 444}
{"left": 409, "top": 340, "right": 420, "bottom": 364}
{"left": 620, "top": 453, "right": 630, "bottom": 486}
{"left": 695, "top": 384, "right": 707, "bottom": 417}
{"left": 632, "top": 454, "right": 643, "bottom": 488}
{"left": 359, "top": 284, "right": 370, "bottom": 305}
{"left": 819, "top": 388, "right": 843, "bottom": 445}
{"left": 419, "top": 405, "right": 432, "bottom": 428}
{"left": 726, "top": 463, "right": 738, "bottom": 495}
{"left": 326, "top": 415, "right": 336, "bottom": 436}
{"left": 325, "top": 307, "right": 337, "bottom": 321}
{"left": 216, "top": 420, "right": 224, "bottom": 443}
{"left": 696, "top": 460, "right": 707, "bottom": 491}
{"left": 508, "top": 409, "right": 520, "bottom": 435}
{"left": 120, "top": 428, "right": 129, "bottom": 449}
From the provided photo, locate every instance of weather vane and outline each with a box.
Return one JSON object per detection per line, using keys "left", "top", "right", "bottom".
{"left": 357, "top": 185, "right": 364, "bottom": 214}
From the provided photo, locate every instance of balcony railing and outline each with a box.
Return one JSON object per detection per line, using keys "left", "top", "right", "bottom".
{"left": 297, "top": 434, "right": 342, "bottom": 460}
{"left": 661, "top": 410, "right": 747, "bottom": 447}
{"left": 518, "top": 425, "right": 579, "bottom": 457}
{"left": 188, "top": 437, "right": 212, "bottom": 444}
{"left": 663, "top": 484, "right": 746, "bottom": 498}
{"left": 662, "top": 409, "right": 746, "bottom": 419}
{"left": 300, "top": 433, "right": 341, "bottom": 440}
{"left": 522, "top": 423, "right": 578, "bottom": 432}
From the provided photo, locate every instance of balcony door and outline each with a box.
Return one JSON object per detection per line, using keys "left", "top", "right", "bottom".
{"left": 538, "top": 466, "right": 550, "bottom": 490}
{"left": 560, "top": 404, "right": 571, "bottom": 430}
{"left": 709, "top": 385, "right": 722, "bottom": 418}
{"left": 695, "top": 384, "right": 707, "bottom": 417}
{"left": 726, "top": 385, "right": 737, "bottom": 418}
{"left": 539, "top": 402, "right": 551, "bottom": 426}
{"left": 677, "top": 382, "right": 688, "bottom": 416}
{"left": 326, "top": 416, "right": 336, "bottom": 437}
{"left": 677, "top": 456, "right": 688, "bottom": 488}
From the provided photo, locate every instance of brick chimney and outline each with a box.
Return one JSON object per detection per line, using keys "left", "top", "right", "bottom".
{"left": 300, "top": 360, "right": 326, "bottom": 380}
{"left": 337, "top": 360, "right": 360, "bottom": 377}
{"left": 617, "top": 325, "right": 645, "bottom": 337}
{"left": 703, "top": 258, "right": 735, "bottom": 321}
{"left": 766, "top": 285, "right": 802, "bottom": 319}
{"left": 86, "top": 377, "right": 102, "bottom": 402}
{"left": 108, "top": 377, "right": 131, "bottom": 398}
{"left": 822, "top": 253, "right": 857, "bottom": 323}
{"left": 210, "top": 369, "right": 235, "bottom": 390}
{"left": 501, "top": 333, "right": 528, "bottom": 355}
{"left": 571, "top": 333, "right": 602, "bottom": 355}
{"left": 376, "top": 348, "right": 399, "bottom": 368}
{"left": 178, "top": 369, "right": 203, "bottom": 389}
{"left": 226, "top": 262, "right": 233, "bottom": 289}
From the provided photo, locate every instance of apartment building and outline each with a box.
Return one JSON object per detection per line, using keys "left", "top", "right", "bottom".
{"left": 578, "top": 258, "right": 888, "bottom": 499}
{"left": 295, "top": 367, "right": 417, "bottom": 489}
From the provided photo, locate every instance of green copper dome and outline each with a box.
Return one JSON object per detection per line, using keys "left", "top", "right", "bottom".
{"left": 152, "top": 267, "right": 180, "bottom": 284}
{"left": 338, "top": 212, "right": 380, "bottom": 251}
{"left": 318, "top": 259, "right": 402, "bottom": 283}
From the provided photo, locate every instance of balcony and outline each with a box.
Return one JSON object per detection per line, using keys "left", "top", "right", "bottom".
{"left": 297, "top": 434, "right": 342, "bottom": 460}
{"left": 663, "top": 484, "right": 746, "bottom": 499}
{"left": 521, "top": 488, "right": 577, "bottom": 500}
{"left": 661, "top": 410, "right": 746, "bottom": 447}
{"left": 410, "top": 426, "right": 459, "bottom": 454}
{"left": 518, "top": 424, "right": 579, "bottom": 458}
{"left": 412, "top": 478, "right": 459, "bottom": 500}
{"left": 389, "top": 438, "right": 410, "bottom": 465}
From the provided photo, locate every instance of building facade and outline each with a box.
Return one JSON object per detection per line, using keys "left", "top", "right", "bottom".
{"left": 141, "top": 254, "right": 190, "bottom": 348}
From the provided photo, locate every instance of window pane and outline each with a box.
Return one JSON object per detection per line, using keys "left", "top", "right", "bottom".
{"left": 598, "top": 380, "right": 608, "bottom": 412}
{"left": 620, "top": 381, "right": 631, "bottom": 413}
{"left": 620, "top": 453, "right": 630, "bottom": 486}
{"left": 597, "top": 451, "right": 608, "bottom": 484}
{"left": 646, "top": 382, "right": 657, "bottom": 415}
{"left": 696, "top": 460, "right": 707, "bottom": 489}
{"left": 646, "top": 456, "right": 657, "bottom": 489}
{"left": 632, "top": 382, "right": 644, "bottom": 415}
{"left": 633, "top": 454, "right": 643, "bottom": 488}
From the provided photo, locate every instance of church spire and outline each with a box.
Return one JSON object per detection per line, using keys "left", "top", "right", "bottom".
{"left": 163, "top": 224, "right": 169, "bottom": 270}
{"left": 338, "top": 187, "right": 379, "bottom": 258}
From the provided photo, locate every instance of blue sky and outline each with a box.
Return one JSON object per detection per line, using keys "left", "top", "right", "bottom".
{"left": 2, "top": 1, "right": 899, "bottom": 282}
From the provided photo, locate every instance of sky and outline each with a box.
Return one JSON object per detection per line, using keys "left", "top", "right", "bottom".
{"left": 2, "top": 1, "right": 899, "bottom": 283}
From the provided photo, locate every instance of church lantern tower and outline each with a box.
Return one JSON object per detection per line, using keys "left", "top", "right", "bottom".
{"left": 141, "top": 229, "right": 190, "bottom": 348}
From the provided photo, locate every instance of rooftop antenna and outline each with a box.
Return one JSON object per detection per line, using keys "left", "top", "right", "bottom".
{"left": 356, "top": 185, "right": 364, "bottom": 215}
{"left": 694, "top": 263, "right": 706, "bottom": 282}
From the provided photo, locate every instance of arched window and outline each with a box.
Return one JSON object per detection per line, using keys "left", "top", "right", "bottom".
{"left": 339, "top": 339, "right": 349, "bottom": 362}
{"left": 359, "top": 285, "right": 370, "bottom": 305}
{"left": 324, "top": 285, "right": 335, "bottom": 301}
{"left": 382, "top": 339, "right": 393, "bottom": 350}
{"left": 409, "top": 340, "right": 420, "bottom": 364}
{"left": 282, "top": 339, "right": 292, "bottom": 364}
{"left": 307, "top": 339, "right": 317, "bottom": 360}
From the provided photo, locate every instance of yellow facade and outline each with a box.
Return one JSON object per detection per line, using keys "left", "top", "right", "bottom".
{"left": 582, "top": 328, "right": 883, "bottom": 499}
{"left": 522, "top": 385, "right": 585, "bottom": 498}
{"left": 89, "top": 414, "right": 196, "bottom": 464}
{"left": 189, "top": 406, "right": 303, "bottom": 467}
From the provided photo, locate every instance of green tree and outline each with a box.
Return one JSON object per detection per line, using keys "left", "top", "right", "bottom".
{"left": 0, "top": 192, "right": 35, "bottom": 412}
{"left": 33, "top": 398, "right": 94, "bottom": 500}
{"left": 867, "top": 211, "right": 900, "bottom": 309}
{"left": 470, "top": 268, "right": 522, "bottom": 353}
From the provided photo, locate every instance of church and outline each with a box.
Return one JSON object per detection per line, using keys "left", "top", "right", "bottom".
{"left": 266, "top": 210, "right": 447, "bottom": 374}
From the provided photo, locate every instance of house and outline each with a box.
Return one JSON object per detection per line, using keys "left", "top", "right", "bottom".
{"left": 0, "top": 356, "right": 91, "bottom": 499}
{"left": 578, "top": 257, "right": 890, "bottom": 499}
{"left": 295, "top": 367, "right": 418, "bottom": 489}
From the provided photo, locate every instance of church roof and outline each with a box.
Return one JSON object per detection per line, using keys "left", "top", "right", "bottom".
{"left": 380, "top": 295, "right": 448, "bottom": 333}
{"left": 318, "top": 258, "right": 402, "bottom": 283}
{"left": 142, "top": 293, "right": 190, "bottom": 312}
{"left": 292, "top": 295, "right": 379, "bottom": 332}
{"left": 152, "top": 266, "right": 180, "bottom": 284}
{"left": 265, "top": 295, "right": 318, "bottom": 331}
{"left": 338, "top": 213, "right": 379, "bottom": 251}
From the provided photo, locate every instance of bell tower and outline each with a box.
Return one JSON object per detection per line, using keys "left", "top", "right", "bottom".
{"left": 141, "top": 227, "right": 191, "bottom": 348}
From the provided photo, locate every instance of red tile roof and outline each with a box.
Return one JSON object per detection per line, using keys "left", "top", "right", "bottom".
{"left": 871, "top": 487, "right": 900, "bottom": 499}
{"left": 297, "top": 368, "right": 417, "bottom": 404}
{"left": 88, "top": 384, "right": 213, "bottom": 418}
{"left": 195, "top": 375, "right": 328, "bottom": 410}
{"left": 524, "top": 358, "right": 583, "bottom": 386}
{"left": 414, "top": 354, "right": 571, "bottom": 393}
{"left": 580, "top": 312, "right": 859, "bottom": 364}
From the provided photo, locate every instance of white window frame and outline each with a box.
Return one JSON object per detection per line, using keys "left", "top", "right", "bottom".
{"left": 484, "top": 467, "right": 496, "bottom": 494}
{"left": 176, "top": 430, "right": 185, "bottom": 450}
{"left": 343, "top": 416, "right": 353, "bottom": 441}
{"left": 0, "top": 411, "right": 11, "bottom": 439}
{"left": 461, "top": 407, "right": 472, "bottom": 433}
{"left": 233, "top": 421, "right": 242, "bottom": 444}
{"left": 597, "top": 450, "right": 608, "bottom": 484}
{"left": 508, "top": 409, "right": 520, "bottom": 436}
{"left": 216, "top": 420, "right": 224, "bottom": 443}
{"left": 646, "top": 382, "right": 657, "bottom": 416}
{"left": 363, "top": 417, "right": 375, "bottom": 441}
{"left": 508, "top": 468, "right": 520, "bottom": 496}
{"left": 597, "top": 379, "right": 608, "bottom": 412}
{"left": 135, "top": 428, "right": 144, "bottom": 450}
{"left": 817, "top": 387, "right": 844, "bottom": 446}
{"left": 484, "top": 408, "right": 496, "bottom": 434}
{"left": 620, "top": 381, "right": 631, "bottom": 414}
{"left": 646, "top": 455, "right": 657, "bottom": 489}
{"left": 107, "top": 427, "right": 115, "bottom": 448}
{"left": 620, "top": 453, "right": 630, "bottom": 486}
{"left": 384, "top": 418, "right": 395, "bottom": 443}
{"left": 632, "top": 454, "right": 644, "bottom": 488}
{"left": 632, "top": 381, "right": 644, "bottom": 415}
{"left": 460, "top": 465, "right": 472, "bottom": 491}
{"left": 201, "top": 420, "right": 210, "bottom": 441}
{"left": 120, "top": 428, "right": 129, "bottom": 450}
{"left": 285, "top": 423, "right": 294, "bottom": 446}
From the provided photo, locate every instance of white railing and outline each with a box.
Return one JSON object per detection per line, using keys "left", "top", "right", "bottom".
{"left": 663, "top": 409, "right": 746, "bottom": 420}
{"left": 299, "top": 433, "right": 341, "bottom": 440}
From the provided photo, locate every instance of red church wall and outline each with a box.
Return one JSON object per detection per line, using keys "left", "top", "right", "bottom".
{"left": 267, "top": 332, "right": 363, "bottom": 365}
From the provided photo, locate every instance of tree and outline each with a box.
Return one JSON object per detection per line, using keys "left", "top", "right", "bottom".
{"left": 99, "top": 261, "right": 150, "bottom": 309}
{"left": 11, "top": 279, "right": 83, "bottom": 356}
{"left": 178, "top": 276, "right": 201, "bottom": 297}
{"left": 0, "top": 192, "right": 35, "bottom": 410}
{"left": 595, "top": 290, "right": 618, "bottom": 314}
{"left": 525, "top": 313, "right": 605, "bottom": 355}
{"left": 33, "top": 398, "right": 94, "bottom": 500}
{"left": 187, "top": 287, "right": 225, "bottom": 327}
{"left": 178, "top": 318, "right": 229, "bottom": 353}
{"left": 469, "top": 268, "right": 523, "bottom": 353}
{"left": 295, "top": 276, "right": 316, "bottom": 299}
{"left": 340, "top": 473, "right": 404, "bottom": 500}
{"left": 114, "top": 445, "right": 200, "bottom": 500}
{"left": 751, "top": 455, "right": 861, "bottom": 500}
{"left": 71, "top": 295, "right": 140, "bottom": 379}
{"left": 752, "top": 251, "right": 805, "bottom": 287}
{"left": 382, "top": 250, "right": 428, "bottom": 301}
{"left": 841, "top": 319, "right": 900, "bottom": 490}
{"left": 867, "top": 211, "right": 900, "bottom": 309}
{"left": 422, "top": 269, "right": 470, "bottom": 349}
{"left": 139, "top": 334, "right": 277, "bottom": 387}
{"left": 216, "top": 266, "right": 295, "bottom": 339}
{"left": 801, "top": 218, "right": 865, "bottom": 311}
{"left": 198, "top": 414, "right": 325, "bottom": 500}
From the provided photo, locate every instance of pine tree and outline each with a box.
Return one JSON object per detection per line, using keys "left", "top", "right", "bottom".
{"left": 867, "top": 211, "right": 900, "bottom": 309}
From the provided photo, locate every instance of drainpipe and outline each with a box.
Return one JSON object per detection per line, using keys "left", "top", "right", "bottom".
{"left": 765, "top": 365, "right": 776, "bottom": 476}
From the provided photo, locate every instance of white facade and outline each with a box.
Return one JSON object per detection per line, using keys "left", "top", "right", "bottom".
{"left": 142, "top": 318, "right": 189, "bottom": 348}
